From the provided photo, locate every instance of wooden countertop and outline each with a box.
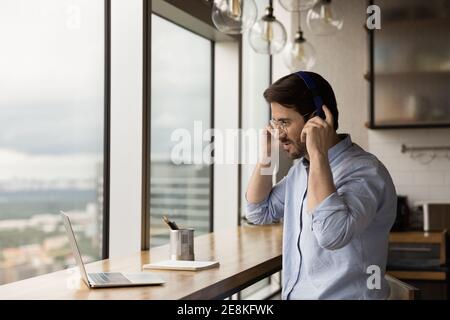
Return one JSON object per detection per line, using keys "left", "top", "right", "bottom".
{"left": 0, "top": 224, "right": 283, "bottom": 300}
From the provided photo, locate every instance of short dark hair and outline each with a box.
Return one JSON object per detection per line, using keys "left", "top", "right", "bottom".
{"left": 263, "top": 71, "right": 339, "bottom": 131}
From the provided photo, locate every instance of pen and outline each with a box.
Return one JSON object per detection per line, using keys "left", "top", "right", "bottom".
{"left": 163, "top": 216, "right": 179, "bottom": 230}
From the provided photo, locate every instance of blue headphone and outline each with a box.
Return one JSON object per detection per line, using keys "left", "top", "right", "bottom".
{"left": 294, "top": 71, "right": 325, "bottom": 120}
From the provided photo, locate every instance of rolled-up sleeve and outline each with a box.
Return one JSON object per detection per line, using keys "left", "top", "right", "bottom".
{"left": 245, "top": 176, "right": 286, "bottom": 225}
{"left": 310, "top": 163, "right": 386, "bottom": 250}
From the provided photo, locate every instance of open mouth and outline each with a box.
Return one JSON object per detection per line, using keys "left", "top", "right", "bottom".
{"left": 281, "top": 141, "right": 291, "bottom": 150}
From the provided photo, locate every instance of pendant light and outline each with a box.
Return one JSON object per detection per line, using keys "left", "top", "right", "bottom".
{"left": 306, "top": 0, "right": 343, "bottom": 36}
{"left": 211, "top": 0, "right": 258, "bottom": 35}
{"left": 249, "top": 0, "right": 287, "bottom": 55}
{"left": 278, "top": 0, "right": 317, "bottom": 12}
{"left": 283, "top": 11, "right": 316, "bottom": 71}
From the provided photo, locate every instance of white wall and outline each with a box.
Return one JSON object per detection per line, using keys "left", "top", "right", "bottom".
{"left": 240, "top": 0, "right": 272, "bottom": 216}
{"left": 214, "top": 41, "right": 240, "bottom": 231}
{"left": 369, "top": 129, "right": 450, "bottom": 204}
{"left": 109, "top": 0, "right": 143, "bottom": 257}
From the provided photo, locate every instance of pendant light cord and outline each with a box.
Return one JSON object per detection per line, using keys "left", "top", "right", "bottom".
{"left": 298, "top": 9, "right": 302, "bottom": 31}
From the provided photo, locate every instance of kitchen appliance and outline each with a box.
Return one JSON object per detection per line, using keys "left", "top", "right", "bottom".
{"left": 391, "top": 195, "right": 411, "bottom": 231}
{"left": 416, "top": 201, "right": 450, "bottom": 231}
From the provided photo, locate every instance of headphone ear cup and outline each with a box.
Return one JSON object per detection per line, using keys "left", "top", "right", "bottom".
{"left": 315, "top": 103, "right": 325, "bottom": 120}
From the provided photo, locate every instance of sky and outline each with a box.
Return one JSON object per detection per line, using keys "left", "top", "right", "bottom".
{"left": 0, "top": 2, "right": 213, "bottom": 185}
{"left": 0, "top": 0, "right": 106, "bottom": 185}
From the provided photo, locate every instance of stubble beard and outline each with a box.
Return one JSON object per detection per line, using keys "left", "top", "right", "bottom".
{"left": 283, "top": 138, "right": 307, "bottom": 159}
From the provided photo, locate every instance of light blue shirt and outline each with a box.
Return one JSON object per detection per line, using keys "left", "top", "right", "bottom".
{"left": 246, "top": 134, "right": 397, "bottom": 300}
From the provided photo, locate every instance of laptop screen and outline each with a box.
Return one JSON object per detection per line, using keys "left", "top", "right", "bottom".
{"left": 61, "top": 211, "right": 90, "bottom": 286}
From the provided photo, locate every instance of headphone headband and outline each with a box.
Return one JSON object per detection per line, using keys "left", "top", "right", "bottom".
{"left": 294, "top": 71, "right": 325, "bottom": 119}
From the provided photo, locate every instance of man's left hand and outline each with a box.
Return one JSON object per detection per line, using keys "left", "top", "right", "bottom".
{"left": 300, "top": 105, "right": 335, "bottom": 159}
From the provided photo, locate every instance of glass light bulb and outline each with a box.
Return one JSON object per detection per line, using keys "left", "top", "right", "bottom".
{"left": 279, "top": 0, "right": 317, "bottom": 12}
{"left": 212, "top": 0, "right": 258, "bottom": 34}
{"left": 249, "top": 14, "right": 287, "bottom": 55}
{"left": 306, "top": 0, "right": 343, "bottom": 36}
{"left": 283, "top": 33, "right": 316, "bottom": 71}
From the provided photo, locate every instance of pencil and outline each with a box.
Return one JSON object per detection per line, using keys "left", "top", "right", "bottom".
{"left": 162, "top": 216, "right": 178, "bottom": 230}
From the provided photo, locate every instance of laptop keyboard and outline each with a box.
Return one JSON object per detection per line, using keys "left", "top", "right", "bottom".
{"left": 88, "top": 272, "right": 131, "bottom": 284}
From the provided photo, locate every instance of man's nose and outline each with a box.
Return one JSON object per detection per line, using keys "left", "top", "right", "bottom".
{"left": 278, "top": 130, "right": 287, "bottom": 140}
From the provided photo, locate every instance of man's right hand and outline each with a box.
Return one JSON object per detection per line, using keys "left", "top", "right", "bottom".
{"left": 259, "top": 125, "right": 278, "bottom": 167}
{"left": 247, "top": 125, "right": 278, "bottom": 204}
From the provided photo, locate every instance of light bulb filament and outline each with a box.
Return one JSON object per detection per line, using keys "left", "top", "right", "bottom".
{"left": 262, "top": 21, "right": 273, "bottom": 42}
{"left": 228, "top": 0, "right": 242, "bottom": 19}
{"left": 294, "top": 43, "right": 305, "bottom": 61}
{"left": 321, "top": 4, "right": 333, "bottom": 24}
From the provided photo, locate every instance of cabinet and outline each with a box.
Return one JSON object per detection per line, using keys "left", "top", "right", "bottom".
{"left": 368, "top": 0, "right": 450, "bottom": 129}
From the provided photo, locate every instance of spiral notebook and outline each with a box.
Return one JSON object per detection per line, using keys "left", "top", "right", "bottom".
{"left": 142, "top": 260, "right": 219, "bottom": 271}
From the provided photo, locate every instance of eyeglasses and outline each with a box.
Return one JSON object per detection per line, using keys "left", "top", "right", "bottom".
{"left": 269, "top": 111, "right": 317, "bottom": 131}
{"left": 269, "top": 119, "right": 290, "bottom": 131}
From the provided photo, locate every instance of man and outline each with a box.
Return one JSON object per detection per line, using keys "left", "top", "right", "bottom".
{"left": 246, "top": 71, "right": 396, "bottom": 300}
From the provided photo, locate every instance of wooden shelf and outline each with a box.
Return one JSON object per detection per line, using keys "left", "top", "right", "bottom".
{"left": 365, "top": 70, "right": 450, "bottom": 80}
{"left": 377, "top": 70, "right": 450, "bottom": 77}
{"left": 387, "top": 270, "right": 447, "bottom": 281}
{"left": 389, "top": 230, "right": 446, "bottom": 244}
{"left": 365, "top": 121, "right": 450, "bottom": 130}
{"left": 382, "top": 16, "right": 450, "bottom": 28}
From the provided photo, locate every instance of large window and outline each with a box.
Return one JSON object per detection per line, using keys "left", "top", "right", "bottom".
{"left": 0, "top": 0, "right": 105, "bottom": 285}
{"left": 149, "top": 14, "right": 213, "bottom": 247}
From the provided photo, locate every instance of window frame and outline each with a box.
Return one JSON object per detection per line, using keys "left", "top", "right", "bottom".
{"left": 103, "top": 0, "right": 111, "bottom": 260}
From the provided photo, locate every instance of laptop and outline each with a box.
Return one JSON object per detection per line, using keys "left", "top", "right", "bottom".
{"left": 60, "top": 211, "right": 165, "bottom": 288}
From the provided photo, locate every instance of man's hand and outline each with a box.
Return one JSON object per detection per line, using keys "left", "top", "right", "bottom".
{"left": 302, "top": 105, "right": 337, "bottom": 213}
{"left": 259, "top": 125, "right": 279, "bottom": 167}
{"left": 300, "top": 105, "right": 335, "bottom": 159}
{"left": 247, "top": 125, "right": 279, "bottom": 204}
